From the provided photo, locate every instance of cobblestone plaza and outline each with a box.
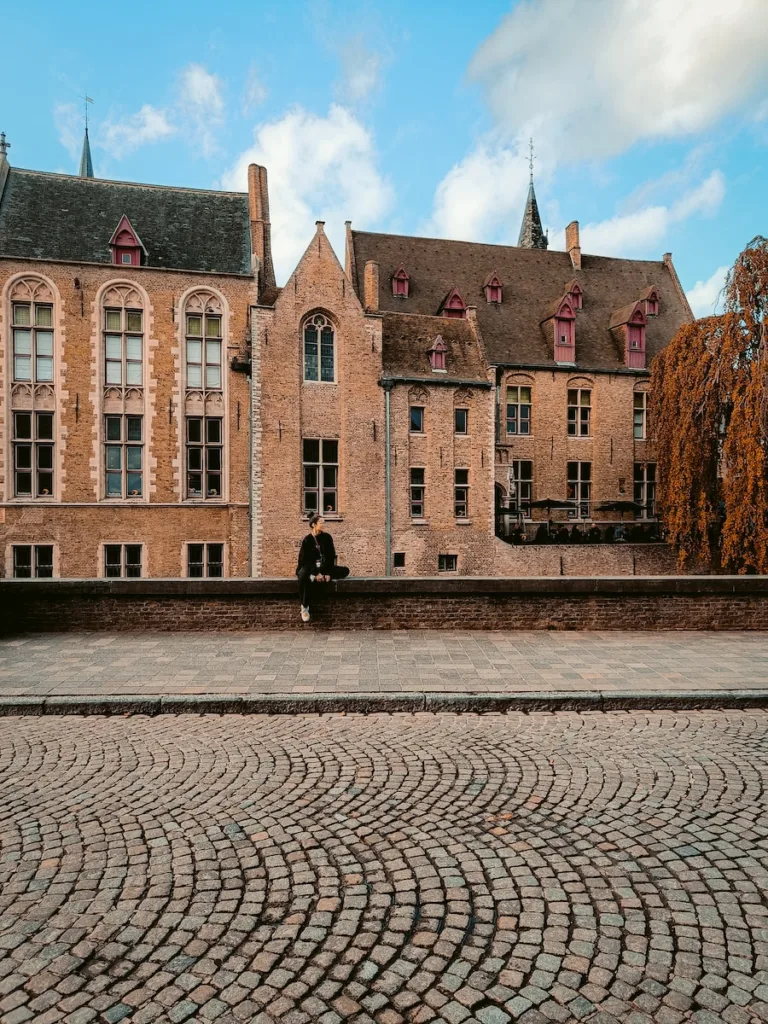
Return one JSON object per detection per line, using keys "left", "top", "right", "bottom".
{"left": 2, "top": 710, "right": 768, "bottom": 1023}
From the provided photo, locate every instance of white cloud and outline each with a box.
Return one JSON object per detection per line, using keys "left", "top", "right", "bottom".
{"left": 549, "top": 170, "right": 726, "bottom": 258}
{"left": 425, "top": 139, "right": 534, "bottom": 242}
{"left": 337, "top": 36, "right": 384, "bottom": 102}
{"left": 53, "top": 103, "right": 82, "bottom": 162}
{"left": 221, "top": 104, "right": 393, "bottom": 282}
{"left": 469, "top": 0, "right": 768, "bottom": 160}
{"left": 178, "top": 64, "right": 225, "bottom": 156}
{"left": 243, "top": 64, "right": 268, "bottom": 113}
{"left": 98, "top": 105, "right": 175, "bottom": 159}
{"left": 687, "top": 265, "right": 729, "bottom": 318}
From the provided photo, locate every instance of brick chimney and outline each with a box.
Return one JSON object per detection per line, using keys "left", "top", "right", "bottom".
{"left": 565, "top": 221, "right": 581, "bottom": 271}
{"left": 364, "top": 260, "right": 380, "bottom": 312}
{"left": 248, "top": 163, "right": 276, "bottom": 294}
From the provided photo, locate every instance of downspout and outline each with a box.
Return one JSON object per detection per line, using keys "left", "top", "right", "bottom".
{"left": 384, "top": 382, "right": 393, "bottom": 576}
{"left": 248, "top": 307, "right": 254, "bottom": 577}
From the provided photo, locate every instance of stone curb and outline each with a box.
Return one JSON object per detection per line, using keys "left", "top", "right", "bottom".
{"left": 1, "top": 689, "right": 767, "bottom": 716}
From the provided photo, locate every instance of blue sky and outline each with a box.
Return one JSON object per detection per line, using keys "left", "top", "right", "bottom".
{"left": 2, "top": 0, "right": 767, "bottom": 314}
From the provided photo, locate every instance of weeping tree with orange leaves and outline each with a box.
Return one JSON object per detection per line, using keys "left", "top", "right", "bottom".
{"left": 650, "top": 236, "right": 768, "bottom": 573}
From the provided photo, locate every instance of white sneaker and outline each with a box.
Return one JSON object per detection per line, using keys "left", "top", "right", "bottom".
{"left": 300, "top": 606, "right": 311, "bottom": 623}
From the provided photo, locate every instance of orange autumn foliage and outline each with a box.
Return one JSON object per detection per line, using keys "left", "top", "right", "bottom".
{"left": 650, "top": 237, "right": 768, "bottom": 573}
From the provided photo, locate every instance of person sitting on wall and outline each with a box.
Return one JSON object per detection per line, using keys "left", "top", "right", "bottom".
{"left": 534, "top": 523, "right": 549, "bottom": 544}
{"left": 569, "top": 524, "right": 584, "bottom": 544}
{"left": 556, "top": 525, "right": 570, "bottom": 544}
{"left": 296, "top": 513, "right": 350, "bottom": 623}
{"left": 614, "top": 522, "right": 627, "bottom": 542}
{"left": 629, "top": 523, "right": 646, "bottom": 543}
{"left": 588, "top": 525, "right": 602, "bottom": 544}
{"left": 604, "top": 525, "right": 616, "bottom": 543}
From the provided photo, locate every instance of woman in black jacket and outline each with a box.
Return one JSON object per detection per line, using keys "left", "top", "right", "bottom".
{"left": 296, "top": 513, "right": 350, "bottom": 622}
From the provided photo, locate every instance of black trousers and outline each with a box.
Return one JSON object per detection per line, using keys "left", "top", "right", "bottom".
{"left": 297, "top": 565, "right": 350, "bottom": 608}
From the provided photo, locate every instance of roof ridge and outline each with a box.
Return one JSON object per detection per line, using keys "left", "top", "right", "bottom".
{"left": 9, "top": 166, "right": 247, "bottom": 198}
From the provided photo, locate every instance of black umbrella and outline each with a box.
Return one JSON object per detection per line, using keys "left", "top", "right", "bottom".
{"left": 527, "top": 498, "right": 578, "bottom": 513}
{"left": 597, "top": 500, "right": 644, "bottom": 519}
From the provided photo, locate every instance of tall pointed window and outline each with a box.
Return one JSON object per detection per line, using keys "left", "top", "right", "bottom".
{"left": 12, "top": 301, "right": 53, "bottom": 382}
{"left": 104, "top": 307, "right": 143, "bottom": 386}
{"left": 304, "top": 314, "right": 335, "bottom": 382}
{"left": 186, "top": 310, "right": 222, "bottom": 389}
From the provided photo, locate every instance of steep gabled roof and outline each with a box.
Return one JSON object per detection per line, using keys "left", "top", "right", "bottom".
{"left": 350, "top": 229, "right": 691, "bottom": 370}
{"left": 518, "top": 180, "right": 548, "bottom": 250}
{"left": 0, "top": 168, "right": 252, "bottom": 275}
{"left": 609, "top": 301, "right": 647, "bottom": 330}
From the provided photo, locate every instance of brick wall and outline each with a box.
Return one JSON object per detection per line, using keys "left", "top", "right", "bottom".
{"left": 492, "top": 539, "right": 689, "bottom": 576}
{"left": 2, "top": 576, "right": 766, "bottom": 633}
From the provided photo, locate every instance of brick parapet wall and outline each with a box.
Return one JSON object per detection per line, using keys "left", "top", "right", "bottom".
{"left": 2, "top": 575, "right": 766, "bottom": 633}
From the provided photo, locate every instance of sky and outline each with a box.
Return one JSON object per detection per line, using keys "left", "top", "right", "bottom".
{"left": 2, "top": 0, "right": 767, "bottom": 316}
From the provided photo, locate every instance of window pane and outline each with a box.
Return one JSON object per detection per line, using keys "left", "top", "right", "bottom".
{"left": 14, "top": 355, "right": 32, "bottom": 381}
{"left": 15, "top": 445, "right": 32, "bottom": 470}
{"left": 126, "top": 336, "right": 142, "bottom": 362}
{"left": 411, "top": 468, "right": 424, "bottom": 484}
{"left": 303, "top": 439, "right": 320, "bottom": 463}
{"left": 37, "top": 414, "right": 54, "bottom": 440}
{"left": 105, "top": 310, "right": 122, "bottom": 331}
{"left": 206, "top": 473, "right": 221, "bottom": 497}
{"left": 187, "top": 418, "right": 202, "bottom": 443}
{"left": 207, "top": 544, "right": 224, "bottom": 577}
{"left": 126, "top": 447, "right": 142, "bottom": 471}
{"left": 14, "top": 547, "right": 32, "bottom": 578}
{"left": 106, "top": 416, "right": 122, "bottom": 441}
{"left": 187, "top": 315, "right": 202, "bottom": 337}
{"left": 14, "top": 413, "right": 32, "bottom": 439}
{"left": 188, "top": 473, "right": 203, "bottom": 496}
{"left": 126, "top": 310, "right": 142, "bottom": 332}
{"left": 580, "top": 391, "right": 591, "bottom": 406}
{"left": 320, "top": 327, "right": 334, "bottom": 382}
{"left": 323, "top": 465, "right": 337, "bottom": 488}
{"left": 188, "top": 448, "right": 203, "bottom": 471}
{"left": 648, "top": 464, "right": 656, "bottom": 481}
{"left": 634, "top": 393, "right": 645, "bottom": 408}
{"left": 36, "top": 356, "right": 54, "bottom": 382}
{"left": 105, "top": 335, "right": 122, "bottom": 360}
{"left": 14, "top": 329, "right": 31, "bottom": 355}
{"left": 105, "top": 360, "right": 122, "bottom": 385}
{"left": 187, "top": 339, "right": 202, "bottom": 365}
{"left": 127, "top": 417, "right": 142, "bottom": 441}
{"left": 106, "top": 446, "right": 122, "bottom": 470}
{"left": 15, "top": 470, "right": 32, "bottom": 495}
{"left": 13, "top": 304, "right": 31, "bottom": 326}
{"left": 126, "top": 473, "right": 142, "bottom": 495}
{"left": 304, "top": 325, "right": 318, "bottom": 381}
{"left": 38, "top": 471, "right": 53, "bottom": 496}
{"left": 455, "top": 469, "right": 469, "bottom": 485}
{"left": 36, "top": 331, "right": 53, "bottom": 356}
{"left": 455, "top": 408, "right": 467, "bottom": 433}
{"left": 205, "top": 339, "right": 221, "bottom": 365}
{"left": 206, "top": 419, "right": 222, "bottom": 444}
{"left": 125, "top": 546, "right": 142, "bottom": 577}
{"left": 126, "top": 361, "right": 142, "bottom": 386}
{"left": 205, "top": 316, "right": 221, "bottom": 338}
{"left": 304, "top": 466, "right": 318, "bottom": 489}
{"left": 304, "top": 491, "right": 318, "bottom": 511}
{"left": 520, "top": 387, "right": 531, "bottom": 403}
{"left": 105, "top": 545, "right": 122, "bottom": 567}
{"left": 36, "top": 546, "right": 54, "bottom": 578}
{"left": 188, "top": 544, "right": 204, "bottom": 576}
{"left": 582, "top": 463, "right": 591, "bottom": 480}
{"left": 187, "top": 365, "right": 203, "bottom": 388}
{"left": 410, "top": 407, "right": 423, "bottom": 432}
{"left": 38, "top": 446, "right": 54, "bottom": 470}
{"left": 322, "top": 491, "right": 337, "bottom": 512}
{"left": 207, "top": 448, "right": 221, "bottom": 472}
{"left": 322, "top": 439, "right": 338, "bottom": 464}
{"left": 205, "top": 365, "right": 221, "bottom": 389}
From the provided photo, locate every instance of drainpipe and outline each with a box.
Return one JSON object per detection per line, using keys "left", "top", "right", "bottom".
{"left": 248, "top": 310, "right": 254, "bottom": 577}
{"left": 384, "top": 382, "right": 393, "bottom": 576}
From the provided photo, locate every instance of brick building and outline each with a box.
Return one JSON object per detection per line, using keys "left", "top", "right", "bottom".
{"left": 1, "top": 132, "right": 692, "bottom": 580}
{"left": 0, "top": 133, "right": 274, "bottom": 579}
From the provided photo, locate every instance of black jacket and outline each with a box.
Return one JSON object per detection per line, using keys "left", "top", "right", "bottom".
{"left": 296, "top": 531, "right": 337, "bottom": 577}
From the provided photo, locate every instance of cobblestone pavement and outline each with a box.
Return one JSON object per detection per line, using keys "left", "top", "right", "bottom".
{"left": 2, "top": 713, "right": 768, "bottom": 1024}
{"left": 1, "top": 631, "right": 767, "bottom": 697}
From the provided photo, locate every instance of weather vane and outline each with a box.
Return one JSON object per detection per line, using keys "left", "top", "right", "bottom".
{"left": 84, "top": 94, "right": 94, "bottom": 130}
{"left": 528, "top": 137, "right": 535, "bottom": 183}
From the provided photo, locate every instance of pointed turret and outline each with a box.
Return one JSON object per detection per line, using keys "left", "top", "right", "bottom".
{"left": 79, "top": 127, "right": 94, "bottom": 178}
{"left": 517, "top": 180, "right": 548, "bottom": 250}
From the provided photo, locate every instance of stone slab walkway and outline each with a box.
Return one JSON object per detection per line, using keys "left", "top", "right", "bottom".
{"left": 0, "top": 631, "right": 766, "bottom": 708}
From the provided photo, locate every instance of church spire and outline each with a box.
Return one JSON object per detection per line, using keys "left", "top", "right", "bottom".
{"left": 79, "top": 95, "right": 94, "bottom": 178}
{"left": 517, "top": 138, "right": 548, "bottom": 250}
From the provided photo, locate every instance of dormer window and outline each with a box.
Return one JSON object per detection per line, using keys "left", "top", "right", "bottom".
{"left": 441, "top": 288, "right": 467, "bottom": 319}
{"left": 109, "top": 214, "right": 146, "bottom": 267}
{"left": 566, "top": 280, "right": 583, "bottom": 310}
{"left": 484, "top": 273, "right": 503, "bottom": 304}
{"left": 551, "top": 297, "right": 576, "bottom": 363}
{"left": 428, "top": 336, "right": 447, "bottom": 372}
{"left": 392, "top": 264, "right": 410, "bottom": 299}
{"left": 627, "top": 309, "right": 647, "bottom": 368}
{"left": 643, "top": 287, "right": 659, "bottom": 316}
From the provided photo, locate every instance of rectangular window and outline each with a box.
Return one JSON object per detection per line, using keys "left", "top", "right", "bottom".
{"left": 567, "top": 389, "right": 591, "bottom": 437}
{"left": 186, "top": 313, "right": 222, "bottom": 390}
{"left": 13, "top": 411, "right": 54, "bottom": 497}
{"left": 506, "top": 386, "right": 531, "bottom": 435}
{"left": 438, "top": 554, "right": 458, "bottom": 572}
{"left": 186, "top": 417, "right": 223, "bottom": 499}
{"left": 104, "top": 415, "right": 143, "bottom": 498}
{"left": 410, "top": 467, "right": 425, "bottom": 519}
{"left": 104, "top": 544, "right": 142, "bottom": 578}
{"left": 454, "top": 408, "right": 468, "bottom": 435}
{"left": 454, "top": 468, "right": 469, "bottom": 518}
{"left": 410, "top": 406, "right": 424, "bottom": 433}
{"left": 508, "top": 460, "right": 533, "bottom": 517}
{"left": 634, "top": 392, "right": 648, "bottom": 440}
{"left": 187, "top": 542, "right": 224, "bottom": 578}
{"left": 567, "top": 461, "right": 592, "bottom": 519}
{"left": 393, "top": 552, "right": 406, "bottom": 568}
{"left": 13, "top": 544, "right": 54, "bottom": 578}
{"left": 634, "top": 462, "right": 657, "bottom": 518}
{"left": 303, "top": 438, "right": 338, "bottom": 514}
{"left": 12, "top": 302, "right": 54, "bottom": 383}
{"left": 104, "top": 307, "right": 143, "bottom": 387}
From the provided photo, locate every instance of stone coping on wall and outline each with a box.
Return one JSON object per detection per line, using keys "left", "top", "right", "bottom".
{"left": 2, "top": 574, "right": 767, "bottom": 596}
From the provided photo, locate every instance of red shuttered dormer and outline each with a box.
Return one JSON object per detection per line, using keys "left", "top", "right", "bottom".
{"left": 440, "top": 287, "right": 467, "bottom": 319}
{"left": 109, "top": 215, "right": 146, "bottom": 267}
{"left": 484, "top": 272, "right": 503, "bottom": 304}
{"left": 392, "top": 263, "right": 410, "bottom": 298}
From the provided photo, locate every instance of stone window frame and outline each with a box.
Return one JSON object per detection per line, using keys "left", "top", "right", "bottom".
{"left": 185, "top": 415, "right": 224, "bottom": 500}
{"left": 567, "top": 461, "right": 592, "bottom": 520}
{"left": 9, "top": 543, "right": 55, "bottom": 578}
{"left": 409, "top": 405, "right": 425, "bottom": 433}
{"left": 12, "top": 409, "right": 55, "bottom": 499}
{"left": 302, "top": 311, "right": 337, "bottom": 384}
{"left": 633, "top": 462, "right": 657, "bottom": 519}
{"left": 104, "top": 413, "right": 144, "bottom": 500}
{"left": 409, "top": 466, "right": 426, "bottom": 520}
{"left": 100, "top": 542, "right": 144, "bottom": 578}
{"left": 508, "top": 460, "right": 533, "bottom": 518}
{"left": 437, "top": 553, "right": 458, "bottom": 572}
{"left": 185, "top": 541, "right": 226, "bottom": 578}
{"left": 302, "top": 438, "right": 339, "bottom": 516}
{"left": 633, "top": 387, "right": 649, "bottom": 441}
{"left": 454, "top": 467, "right": 470, "bottom": 520}
{"left": 3, "top": 273, "right": 61, "bottom": 503}
{"left": 567, "top": 383, "right": 593, "bottom": 438}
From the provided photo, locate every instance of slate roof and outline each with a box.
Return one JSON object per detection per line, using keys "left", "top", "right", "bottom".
{"left": 351, "top": 230, "right": 691, "bottom": 371}
{"left": 0, "top": 168, "right": 252, "bottom": 275}
{"left": 381, "top": 312, "right": 488, "bottom": 383}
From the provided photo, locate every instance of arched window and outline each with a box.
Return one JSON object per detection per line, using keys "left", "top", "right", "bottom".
{"left": 304, "top": 313, "right": 335, "bottom": 382}
{"left": 184, "top": 291, "right": 223, "bottom": 391}
{"left": 102, "top": 283, "right": 144, "bottom": 390}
